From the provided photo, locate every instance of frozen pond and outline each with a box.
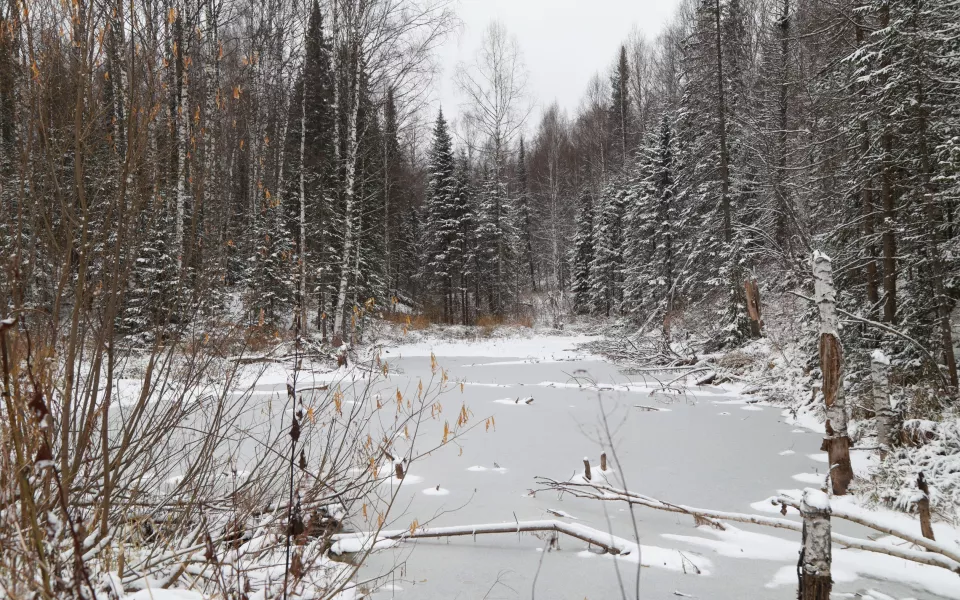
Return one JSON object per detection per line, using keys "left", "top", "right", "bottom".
{"left": 349, "top": 339, "right": 954, "bottom": 600}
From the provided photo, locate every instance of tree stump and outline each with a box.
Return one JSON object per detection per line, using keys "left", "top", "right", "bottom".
{"left": 744, "top": 278, "right": 763, "bottom": 338}
{"left": 871, "top": 350, "right": 894, "bottom": 459}
{"left": 600, "top": 452, "right": 608, "bottom": 472}
{"left": 917, "top": 472, "right": 935, "bottom": 541}
{"left": 798, "top": 489, "right": 832, "bottom": 600}
{"left": 582, "top": 458, "right": 591, "bottom": 481}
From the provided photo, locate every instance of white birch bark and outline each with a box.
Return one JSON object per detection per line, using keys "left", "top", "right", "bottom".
{"left": 800, "top": 488, "right": 832, "bottom": 581}
{"left": 332, "top": 37, "right": 361, "bottom": 338}
{"left": 298, "top": 68, "right": 308, "bottom": 331}
{"left": 812, "top": 251, "right": 847, "bottom": 434}
{"left": 871, "top": 349, "right": 893, "bottom": 456}
{"left": 175, "top": 12, "right": 187, "bottom": 272}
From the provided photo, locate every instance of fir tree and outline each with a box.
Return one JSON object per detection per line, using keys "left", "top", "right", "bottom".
{"left": 624, "top": 115, "right": 678, "bottom": 319}
{"left": 422, "top": 109, "right": 459, "bottom": 321}
{"left": 571, "top": 188, "right": 595, "bottom": 314}
{"left": 475, "top": 168, "right": 517, "bottom": 316}
{"left": 589, "top": 180, "right": 627, "bottom": 316}
{"left": 245, "top": 199, "right": 295, "bottom": 328}
{"left": 120, "top": 203, "right": 181, "bottom": 337}
{"left": 514, "top": 138, "right": 537, "bottom": 292}
{"left": 609, "top": 45, "right": 635, "bottom": 168}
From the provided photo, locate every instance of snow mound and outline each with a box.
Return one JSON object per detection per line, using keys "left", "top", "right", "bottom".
{"left": 665, "top": 524, "right": 960, "bottom": 599}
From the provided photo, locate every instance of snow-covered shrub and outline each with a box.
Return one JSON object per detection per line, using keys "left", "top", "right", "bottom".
{"left": 873, "top": 418, "right": 960, "bottom": 521}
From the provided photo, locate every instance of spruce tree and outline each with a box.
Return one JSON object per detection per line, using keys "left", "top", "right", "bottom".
{"left": 245, "top": 199, "right": 295, "bottom": 328}
{"left": 422, "top": 109, "right": 458, "bottom": 321}
{"left": 571, "top": 188, "right": 595, "bottom": 314}
{"left": 475, "top": 168, "right": 517, "bottom": 316}
{"left": 120, "top": 205, "right": 181, "bottom": 337}
{"left": 589, "top": 181, "right": 627, "bottom": 317}
{"left": 609, "top": 45, "right": 635, "bottom": 168}
{"left": 515, "top": 139, "right": 537, "bottom": 292}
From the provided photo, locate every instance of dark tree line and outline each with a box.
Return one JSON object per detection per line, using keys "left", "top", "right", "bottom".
{"left": 1, "top": 0, "right": 959, "bottom": 387}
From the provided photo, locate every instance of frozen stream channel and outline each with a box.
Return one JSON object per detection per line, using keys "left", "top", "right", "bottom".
{"left": 340, "top": 335, "right": 955, "bottom": 600}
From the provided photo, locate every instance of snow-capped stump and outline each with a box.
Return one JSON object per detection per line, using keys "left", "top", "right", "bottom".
{"left": 916, "top": 472, "right": 935, "bottom": 541}
{"left": 492, "top": 397, "right": 533, "bottom": 406}
{"left": 870, "top": 350, "right": 894, "bottom": 458}
{"left": 799, "top": 488, "right": 832, "bottom": 600}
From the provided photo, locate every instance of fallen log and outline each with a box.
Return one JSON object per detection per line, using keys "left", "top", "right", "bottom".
{"left": 331, "top": 519, "right": 634, "bottom": 556}
{"left": 536, "top": 478, "right": 960, "bottom": 575}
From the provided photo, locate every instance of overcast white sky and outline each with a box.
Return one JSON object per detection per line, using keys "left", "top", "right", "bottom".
{"left": 435, "top": 0, "right": 681, "bottom": 131}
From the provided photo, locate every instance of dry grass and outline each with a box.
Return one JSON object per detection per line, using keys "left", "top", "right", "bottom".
{"left": 475, "top": 314, "right": 534, "bottom": 336}
{"left": 381, "top": 311, "right": 432, "bottom": 330}
{"left": 717, "top": 350, "right": 756, "bottom": 369}
{"left": 243, "top": 325, "right": 290, "bottom": 352}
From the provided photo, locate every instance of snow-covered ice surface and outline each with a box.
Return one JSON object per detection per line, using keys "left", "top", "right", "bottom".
{"left": 377, "top": 334, "right": 600, "bottom": 362}
{"left": 351, "top": 334, "right": 957, "bottom": 600}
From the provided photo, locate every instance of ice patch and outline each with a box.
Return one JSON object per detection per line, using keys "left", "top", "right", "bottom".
{"left": 381, "top": 335, "right": 600, "bottom": 361}
{"left": 383, "top": 474, "right": 424, "bottom": 485}
{"left": 778, "top": 450, "right": 795, "bottom": 456}
{"left": 740, "top": 406, "right": 763, "bottom": 412}
{"left": 467, "top": 465, "right": 508, "bottom": 473}
{"left": 422, "top": 486, "right": 450, "bottom": 496}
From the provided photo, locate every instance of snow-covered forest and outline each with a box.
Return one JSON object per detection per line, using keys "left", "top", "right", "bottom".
{"left": 2, "top": 0, "right": 960, "bottom": 598}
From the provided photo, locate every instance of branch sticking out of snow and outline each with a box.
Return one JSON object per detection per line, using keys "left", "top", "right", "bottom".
{"left": 534, "top": 478, "right": 960, "bottom": 575}
{"left": 330, "top": 519, "right": 711, "bottom": 574}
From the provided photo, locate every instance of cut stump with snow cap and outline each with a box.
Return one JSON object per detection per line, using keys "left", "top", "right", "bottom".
{"left": 799, "top": 488, "right": 832, "bottom": 600}
{"left": 871, "top": 349, "right": 894, "bottom": 458}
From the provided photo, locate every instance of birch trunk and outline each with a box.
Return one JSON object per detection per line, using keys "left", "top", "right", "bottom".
{"left": 332, "top": 39, "right": 361, "bottom": 339}
{"left": 812, "top": 251, "right": 854, "bottom": 495}
{"left": 174, "top": 4, "right": 187, "bottom": 273}
{"left": 298, "top": 69, "right": 308, "bottom": 332}
{"left": 871, "top": 350, "right": 893, "bottom": 458}
{"left": 799, "top": 489, "right": 832, "bottom": 600}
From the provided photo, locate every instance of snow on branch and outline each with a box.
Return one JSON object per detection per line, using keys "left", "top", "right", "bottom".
{"left": 330, "top": 519, "right": 712, "bottom": 574}
{"left": 535, "top": 478, "right": 960, "bottom": 575}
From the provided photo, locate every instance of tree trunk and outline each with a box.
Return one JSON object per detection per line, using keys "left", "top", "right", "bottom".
{"left": 917, "top": 472, "right": 935, "bottom": 541}
{"left": 744, "top": 278, "right": 762, "bottom": 337}
{"left": 855, "top": 21, "right": 880, "bottom": 317}
{"left": 878, "top": 3, "right": 897, "bottom": 324}
{"left": 774, "top": 0, "right": 791, "bottom": 245}
{"left": 871, "top": 350, "right": 893, "bottom": 459}
{"left": 298, "top": 71, "right": 309, "bottom": 333}
{"left": 333, "top": 40, "right": 361, "bottom": 338}
{"left": 798, "top": 489, "right": 832, "bottom": 600}
{"left": 713, "top": 0, "right": 731, "bottom": 246}
{"left": 812, "top": 252, "right": 854, "bottom": 495}
{"left": 911, "top": 60, "right": 958, "bottom": 392}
